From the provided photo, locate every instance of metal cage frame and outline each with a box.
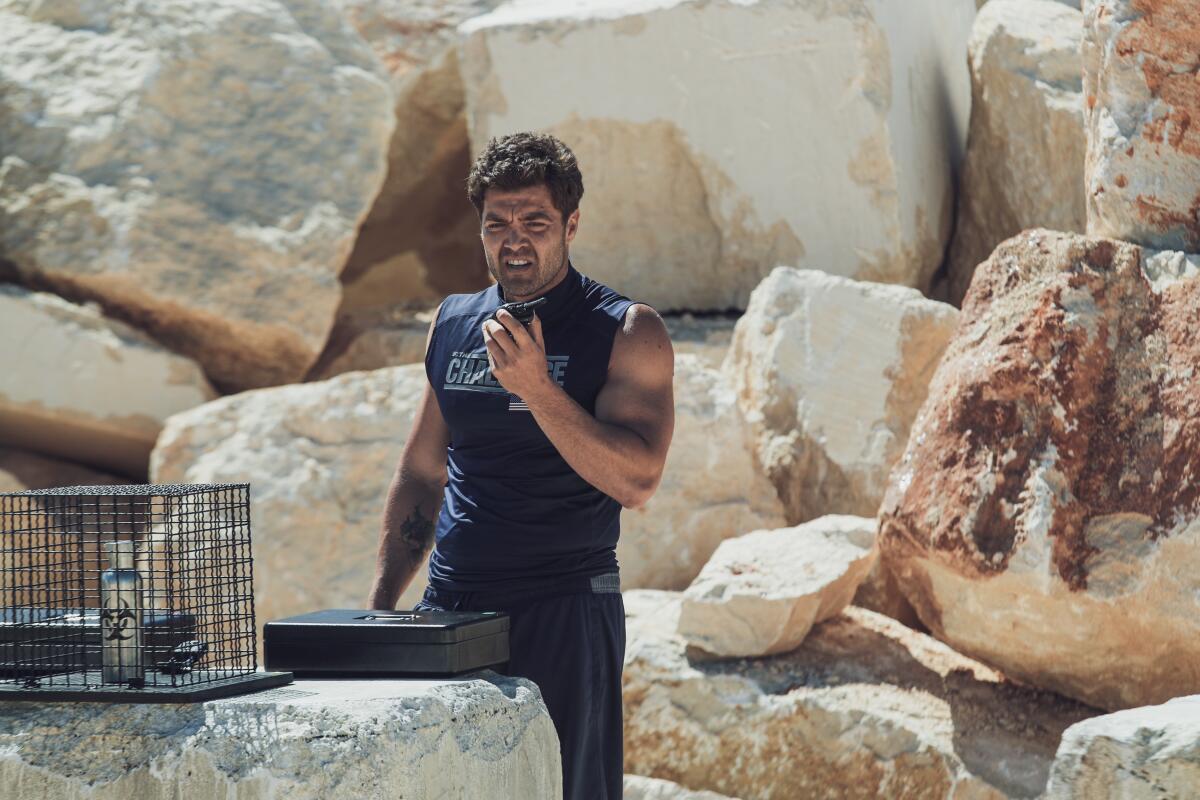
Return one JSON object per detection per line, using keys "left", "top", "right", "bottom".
{"left": 0, "top": 483, "right": 290, "bottom": 702}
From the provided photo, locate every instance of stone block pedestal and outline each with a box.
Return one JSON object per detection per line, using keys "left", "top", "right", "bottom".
{"left": 0, "top": 675, "right": 561, "bottom": 799}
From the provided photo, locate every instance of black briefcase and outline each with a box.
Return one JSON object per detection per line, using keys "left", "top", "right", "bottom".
{"left": 261, "top": 609, "right": 509, "bottom": 677}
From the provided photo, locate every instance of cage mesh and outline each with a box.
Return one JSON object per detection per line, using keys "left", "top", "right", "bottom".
{"left": 0, "top": 483, "right": 261, "bottom": 697}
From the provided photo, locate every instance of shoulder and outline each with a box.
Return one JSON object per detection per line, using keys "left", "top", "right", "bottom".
{"left": 610, "top": 303, "right": 673, "bottom": 376}
{"left": 437, "top": 285, "right": 497, "bottom": 324}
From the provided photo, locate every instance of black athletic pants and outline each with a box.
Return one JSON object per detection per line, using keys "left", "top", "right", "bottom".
{"left": 415, "top": 575, "right": 626, "bottom": 800}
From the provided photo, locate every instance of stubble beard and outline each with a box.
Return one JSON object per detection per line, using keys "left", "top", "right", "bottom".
{"left": 488, "top": 235, "right": 569, "bottom": 301}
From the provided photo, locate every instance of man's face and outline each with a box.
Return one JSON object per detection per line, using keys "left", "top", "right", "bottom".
{"left": 480, "top": 183, "right": 579, "bottom": 301}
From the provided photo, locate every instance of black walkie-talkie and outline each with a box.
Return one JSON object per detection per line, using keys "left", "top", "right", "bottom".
{"left": 490, "top": 296, "right": 548, "bottom": 327}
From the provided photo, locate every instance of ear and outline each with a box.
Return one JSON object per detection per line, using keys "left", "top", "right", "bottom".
{"left": 564, "top": 209, "right": 580, "bottom": 244}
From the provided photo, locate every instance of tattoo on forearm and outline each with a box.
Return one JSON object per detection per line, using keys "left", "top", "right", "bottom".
{"left": 399, "top": 506, "right": 434, "bottom": 556}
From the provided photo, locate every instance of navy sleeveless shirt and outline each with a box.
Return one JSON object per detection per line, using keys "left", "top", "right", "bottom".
{"left": 424, "top": 263, "right": 636, "bottom": 594}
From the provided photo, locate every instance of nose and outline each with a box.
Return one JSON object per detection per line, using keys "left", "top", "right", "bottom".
{"left": 502, "top": 226, "right": 529, "bottom": 252}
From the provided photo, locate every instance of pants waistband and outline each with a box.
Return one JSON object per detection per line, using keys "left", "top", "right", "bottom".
{"left": 422, "top": 572, "right": 620, "bottom": 611}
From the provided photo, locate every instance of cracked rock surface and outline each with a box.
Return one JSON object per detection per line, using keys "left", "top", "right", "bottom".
{"left": 942, "top": 0, "right": 1086, "bottom": 304}
{"left": 1045, "top": 694, "right": 1200, "bottom": 799}
{"left": 0, "top": 677, "right": 560, "bottom": 799}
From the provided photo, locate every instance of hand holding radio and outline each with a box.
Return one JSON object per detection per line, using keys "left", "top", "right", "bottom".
{"left": 482, "top": 297, "right": 552, "bottom": 401}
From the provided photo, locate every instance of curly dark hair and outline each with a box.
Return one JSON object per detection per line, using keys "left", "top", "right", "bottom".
{"left": 466, "top": 132, "right": 584, "bottom": 222}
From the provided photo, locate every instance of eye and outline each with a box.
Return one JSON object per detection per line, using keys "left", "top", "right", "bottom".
{"left": 526, "top": 221, "right": 548, "bottom": 231}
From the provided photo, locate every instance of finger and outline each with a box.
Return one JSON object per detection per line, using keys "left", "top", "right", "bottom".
{"left": 497, "top": 309, "right": 535, "bottom": 349}
{"left": 482, "top": 320, "right": 513, "bottom": 357}
{"left": 528, "top": 312, "right": 545, "bottom": 350}
{"left": 494, "top": 309, "right": 522, "bottom": 338}
{"left": 483, "top": 333, "right": 508, "bottom": 369}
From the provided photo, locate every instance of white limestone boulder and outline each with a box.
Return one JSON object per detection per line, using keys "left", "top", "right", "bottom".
{"left": 1045, "top": 695, "right": 1200, "bottom": 799}
{"left": 150, "top": 365, "right": 432, "bottom": 626}
{"left": 728, "top": 267, "right": 958, "bottom": 524}
{"left": 0, "top": 285, "right": 216, "bottom": 477}
{"left": 0, "top": 0, "right": 394, "bottom": 390}
{"left": 307, "top": 306, "right": 434, "bottom": 380}
{"left": 623, "top": 590, "right": 1098, "bottom": 800}
{"left": 943, "top": 0, "right": 1086, "bottom": 304}
{"left": 1083, "top": 0, "right": 1200, "bottom": 251}
{"left": 677, "top": 515, "right": 876, "bottom": 657}
{"left": 624, "top": 775, "right": 739, "bottom": 800}
{"left": 0, "top": 677, "right": 560, "bottom": 799}
{"left": 460, "top": 0, "right": 976, "bottom": 310}
{"left": 619, "top": 353, "right": 786, "bottom": 590}
{"left": 334, "top": 0, "right": 496, "bottom": 317}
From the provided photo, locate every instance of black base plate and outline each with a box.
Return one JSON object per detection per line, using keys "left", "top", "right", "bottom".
{"left": 0, "top": 671, "right": 293, "bottom": 703}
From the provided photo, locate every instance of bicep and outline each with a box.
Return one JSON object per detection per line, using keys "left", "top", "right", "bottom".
{"left": 594, "top": 306, "right": 675, "bottom": 459}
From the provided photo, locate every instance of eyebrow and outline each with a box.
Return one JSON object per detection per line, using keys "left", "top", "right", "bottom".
{"left": 484, "top": 210, "right": 553, "bottom": 222}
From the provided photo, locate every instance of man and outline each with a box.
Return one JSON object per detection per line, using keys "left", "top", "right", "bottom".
{"left": 366, "top": 131, "right": 674, "bottom": 800}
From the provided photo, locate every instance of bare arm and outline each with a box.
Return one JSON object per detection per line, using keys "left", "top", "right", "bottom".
{"left": 483, "top": 303, "right": 674, "bottom": 509}
{"left": 366, "top": 311, "right": 450, "bottom": 609}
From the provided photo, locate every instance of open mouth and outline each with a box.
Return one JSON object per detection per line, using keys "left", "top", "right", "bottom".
{"left": 504, "top": 258, "right": 534, "bottom": 271}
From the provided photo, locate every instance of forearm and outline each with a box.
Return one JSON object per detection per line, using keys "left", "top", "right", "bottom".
{"left": 523, "top": 379, "right": 658, "bottom": 508}
{"left": 366, "top": 471, "right": 443, "bottom": 609}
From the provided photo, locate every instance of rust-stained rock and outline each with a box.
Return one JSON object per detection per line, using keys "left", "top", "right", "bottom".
{"left": 623, "top": 590, "right": 1098, "bottom": 800}
{"left": 879, "top": 228, "right": 1200, "bottom": 710}
{"left": 1083, "top": 0, "right": 1200, "bottom": 251}
{"left": 852, "top": 539, "right": 925, "bottom": 630}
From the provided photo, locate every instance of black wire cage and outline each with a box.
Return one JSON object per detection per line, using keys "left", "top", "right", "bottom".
{"left": 0, "top": 483, "right": 291, "bottom": 701}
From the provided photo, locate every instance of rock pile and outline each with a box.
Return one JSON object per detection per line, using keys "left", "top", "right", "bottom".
{"left": 624, "top": 590, "right": 1097, "bottom": 799}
